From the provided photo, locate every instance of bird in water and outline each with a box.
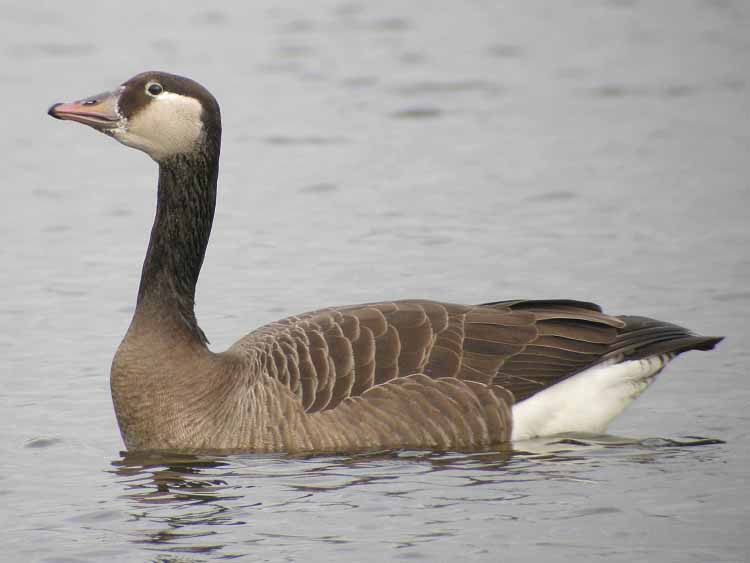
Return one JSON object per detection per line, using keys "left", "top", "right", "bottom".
{"left": 48, "top": 71, "right": 722, "bottom": 453}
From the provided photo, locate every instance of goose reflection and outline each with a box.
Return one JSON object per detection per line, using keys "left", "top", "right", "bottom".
{"left": 110, "top": 452, "right": 241, "bottom": 558}
{"left": 107, "top": 436, "right": 722, "bottom": 558}
{"left": 112, "top": 451, "right": 237, "bottom": 503}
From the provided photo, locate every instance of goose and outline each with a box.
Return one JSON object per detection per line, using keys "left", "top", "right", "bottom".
{"left": 48, "top": 71, "right": 722, "bottom": 453}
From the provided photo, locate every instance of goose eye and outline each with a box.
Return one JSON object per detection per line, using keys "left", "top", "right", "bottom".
{"left": 146, "top": 83, "right": 164, "bottom": 96}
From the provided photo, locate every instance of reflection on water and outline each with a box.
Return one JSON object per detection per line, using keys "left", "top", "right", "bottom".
{"left": 109, "top": 436, "right": 723, "bottom": 560}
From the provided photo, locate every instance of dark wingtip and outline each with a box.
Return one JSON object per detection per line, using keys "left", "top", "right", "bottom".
{"left": 694, "top": 336, "right": 724, "bottom": 351}
{"left": 613, "top": 317, "right": 725, "bottom": 359}
{"left": 652, "top": 335, "right": 724, "bottom": 357}
{"left": 48, "top": 103, "right": 63, "bottom": 119}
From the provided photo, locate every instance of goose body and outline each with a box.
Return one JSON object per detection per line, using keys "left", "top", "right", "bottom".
{"left": 49, "top": 72, "right": 722, "bottom": 452}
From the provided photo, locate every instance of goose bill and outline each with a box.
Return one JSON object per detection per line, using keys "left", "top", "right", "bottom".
{"left": 48, "top": 89, "right": 122, "bottom": 131}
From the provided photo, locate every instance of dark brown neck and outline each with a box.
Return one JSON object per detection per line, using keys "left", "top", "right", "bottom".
{"left": 134, "top": 147, "right": 220, "bottom": 345}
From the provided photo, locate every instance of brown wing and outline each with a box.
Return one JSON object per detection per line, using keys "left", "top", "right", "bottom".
{"left": 233, "top": 298, "right": 722, "bottom": 414}
{"left": 225, "top": 298, "right": 721, "bottom": 450}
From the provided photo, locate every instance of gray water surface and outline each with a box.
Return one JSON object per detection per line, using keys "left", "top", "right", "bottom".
{"left": 2, "top": 1, "right": 749, "bottom": 561}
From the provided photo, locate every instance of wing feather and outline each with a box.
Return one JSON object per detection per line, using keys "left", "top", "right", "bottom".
{"left": 233, "top": 299, "right": 717, "bottom": 423}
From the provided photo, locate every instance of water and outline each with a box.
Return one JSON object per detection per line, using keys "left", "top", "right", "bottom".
{"left": 2, "top": 0, "right": 749, "bottom": 561}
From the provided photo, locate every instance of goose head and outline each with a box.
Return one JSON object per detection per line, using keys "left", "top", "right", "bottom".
{"left": 48, "top": 71, "right": 221, "bottom": 162}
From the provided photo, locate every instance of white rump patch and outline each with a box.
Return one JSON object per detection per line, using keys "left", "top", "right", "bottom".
{"left": 510, "top": 355, "right": 671, "bottom": 441}
{"left": 114, "top": 92, "right": 204, "bottom": 160}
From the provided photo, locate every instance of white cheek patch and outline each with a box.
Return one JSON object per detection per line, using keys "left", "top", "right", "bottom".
{"left": 114, "top": 92, "right": 204, "bottom": 160}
